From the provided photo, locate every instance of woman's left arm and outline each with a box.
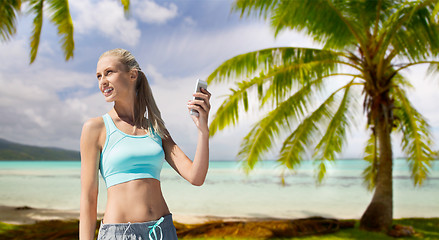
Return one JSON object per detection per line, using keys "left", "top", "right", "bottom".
{"left": 163, "top": 88, "right": 211, "bottom": 186}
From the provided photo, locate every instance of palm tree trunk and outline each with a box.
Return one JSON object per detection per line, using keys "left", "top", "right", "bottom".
{"left": 360, "top": 98, "right": 393, "bottom": 231}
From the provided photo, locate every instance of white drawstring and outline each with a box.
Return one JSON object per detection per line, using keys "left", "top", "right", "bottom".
{"left": 122, "top": 222, "right": 131, "bottom": 239}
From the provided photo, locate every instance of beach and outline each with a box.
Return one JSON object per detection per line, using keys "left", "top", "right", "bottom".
{"left": 2, "top": 204, "right": 438, "bottom": 239}
{"left": 0, "top": 159, "right": 438, "bottom": 225}
{"left": 0, "top": 204, "right": 229, "bottom": 225}
{"left": 0, "top": 204, "right": 297, "bottom": 225}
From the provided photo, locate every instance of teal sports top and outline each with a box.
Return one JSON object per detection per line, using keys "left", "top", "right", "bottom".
{"left": 99, "top": 113, "right": 165, "bottom": 188}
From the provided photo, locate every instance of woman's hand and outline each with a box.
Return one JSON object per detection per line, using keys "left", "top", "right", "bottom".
{"left": 187, "top": 87, "right": 211, "bottom": 133}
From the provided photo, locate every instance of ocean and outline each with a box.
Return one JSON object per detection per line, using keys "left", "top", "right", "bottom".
{"left": 0, "top": 159, "right": 438, "bottom": 219}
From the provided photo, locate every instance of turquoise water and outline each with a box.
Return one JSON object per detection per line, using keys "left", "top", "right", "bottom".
{"left": 0, "top": 159, "right": 438, "bottom": 219}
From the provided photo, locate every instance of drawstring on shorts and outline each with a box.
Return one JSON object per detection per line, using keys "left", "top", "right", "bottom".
{"left": 148, "top": 217, "right": 164, "bottom": 240}
{"left": 120, "top": 217, "right": 164, "bottom": 240}
{"left": 122, "top": 222, "right": 132, "bottom": 239}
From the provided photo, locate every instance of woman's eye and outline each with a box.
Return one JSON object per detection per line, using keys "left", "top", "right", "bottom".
{"left": 107, "top": 70, "right": 113, "bottom": 75}
{"left": 97, "top": 75, "right": 101, "bottom": 80}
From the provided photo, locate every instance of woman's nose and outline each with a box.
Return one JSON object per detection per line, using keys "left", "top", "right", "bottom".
{"left": 100, "top": 76, "right": 109, "bottom": 85}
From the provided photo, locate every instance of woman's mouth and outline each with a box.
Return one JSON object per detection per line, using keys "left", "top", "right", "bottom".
{"left": 103, "top": 87, "right": 113, "bottom": 97}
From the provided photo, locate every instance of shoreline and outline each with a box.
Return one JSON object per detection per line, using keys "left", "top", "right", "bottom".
{"left": 2, "top": 205, "right": 438, "bottom": 239}
{"left": 2, "top": 204, "right": 438, "bottom": 226}
{"left": 0, "top": 204, "right": 298, "bottom": 225}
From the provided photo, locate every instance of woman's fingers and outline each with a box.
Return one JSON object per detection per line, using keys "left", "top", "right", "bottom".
{"left": 190, "top": 99, "right": 210, "bottom": 111}
{"left": 193, "top": 88, "right": 211, "bottom": 103}
{"left": 190, "top": 88, "right": 211, "bottom": 112}
{"left": 187, "top": 87, "right": 211, "bottom": 119}
{"left": 187, "top": 100, "right": 209, "bottom": 115}
{"left": 200, "top": 88, "right": 211, "bottom": 99}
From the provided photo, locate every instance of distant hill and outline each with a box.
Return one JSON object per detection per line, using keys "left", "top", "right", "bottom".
{"left": 0, "top": 138, "right": 80, "bottom": 161}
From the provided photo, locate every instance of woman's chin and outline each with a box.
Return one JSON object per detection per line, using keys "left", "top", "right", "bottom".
{"left": 104, "top": 96, "right": 115, "bottom": 102}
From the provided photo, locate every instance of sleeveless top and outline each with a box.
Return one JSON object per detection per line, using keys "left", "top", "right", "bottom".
{"left": 99, "top": 113, "right": 165, "bottom": 188}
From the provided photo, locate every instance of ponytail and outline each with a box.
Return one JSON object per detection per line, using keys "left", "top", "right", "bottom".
{"left": 135, "top": 70, "right": 169, "bottom": 139}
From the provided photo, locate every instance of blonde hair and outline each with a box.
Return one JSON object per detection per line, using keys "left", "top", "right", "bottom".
{"left": 99, "top": 48, "right": 169, "bottom": 139}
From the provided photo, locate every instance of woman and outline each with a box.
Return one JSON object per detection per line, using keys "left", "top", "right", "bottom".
{"left": 79, "top": 48, "right": 210, "bottom": 240}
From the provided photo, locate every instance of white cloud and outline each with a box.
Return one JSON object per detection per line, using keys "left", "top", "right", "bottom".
{"left": 141, "top": 22, "right": 322, "bottom": 79}
{"left": 183, "top": 17, "right": 196, "bottom": 27}
{"left": 70, "top": 0, "right": 141, "bottom": 46}
{"left": 133, "top": 0, "right": 178, "bottom": 24}
{"left": 1, "top": 1, "right": 438, "bottom": 160}
{"left": 0, "top": 38, "right": 110, "bottom": 150}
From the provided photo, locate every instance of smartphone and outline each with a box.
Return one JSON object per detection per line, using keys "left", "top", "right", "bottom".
{"left": 190, "top": 79, "right": 208, "bottom": 117}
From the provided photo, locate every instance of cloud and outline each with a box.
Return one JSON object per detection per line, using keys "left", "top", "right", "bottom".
{"left": 1, "top": 0, "right": 437, "bottom": 160}
{"left": 0, "top": 39, "right": 110, "bottom": 150}
{"left": 183, "top": 17, "right": 196, "bottom": 27}
{"left": 133, "top": 0, "right": 178, "bottom": 24}
{"left": 138, "top": 22, "right": 322, "bottom": 79}
{"left": 70, "top": 0, "right": 141, "bottom": 46}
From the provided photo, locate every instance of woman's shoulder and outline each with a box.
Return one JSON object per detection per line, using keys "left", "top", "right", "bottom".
{"left": 81, "top": 116, "right": 105, "bottom": 136}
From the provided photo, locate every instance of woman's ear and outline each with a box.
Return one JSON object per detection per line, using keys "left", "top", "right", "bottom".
{"left": 130, "top": 69, "right": 139, "bottom": 81}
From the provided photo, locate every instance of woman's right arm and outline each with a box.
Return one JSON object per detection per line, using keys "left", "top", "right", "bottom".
{"left": 79, "top": 118, "right": 104, "bottom": 240}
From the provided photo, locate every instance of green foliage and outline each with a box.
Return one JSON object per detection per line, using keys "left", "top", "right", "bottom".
{"left": 393, "top": 86, "right": 435, "bottom": 186}
{"left": 45, "top": 0, "right": 74, "bottom": 62}
{"left": 207, "top": 47, "right": 343, "bottom": 138}
{"left": 208, "top": 76, "right": 266, "bottom": 137}
{"left": 0, "top": 138, "right": 80, "bottom": 160}
{"left": 362, "top": 131, "right": 379, "bottom": 191}
{"left": 238, "top": 79, "right": 321, "bottom": 171}
{"left": 1, "top": 218, "right": 438, "bottom": 240}
{"left": 0, "top": 0, "right": 131, "bottom": 63}
{"left": 313, "top": 83, "right": 357, "bottom": 182}
{"left": 208, "top": 0, "right": 439, "bottom": 189}
{"left": 29, "top": 0, "right": 44, "bottom": 63}
{"left": 313, "top": 83, "right": 356, "bottom": 161}
{"left": 381, "top": 1, "right": 439, "bottom": 62}
{"left": 278, "top": 84, "right": 339, "bottom": 171}
{"left": 0, "top": 0, "right": 21, "bottom": 41}
{"left": 120, "top": 0, "right": 130, "bottom": 13}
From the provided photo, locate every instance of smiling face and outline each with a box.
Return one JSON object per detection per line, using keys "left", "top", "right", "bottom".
{"left": 96, "top": 55, "right": 135, "bottom": 102}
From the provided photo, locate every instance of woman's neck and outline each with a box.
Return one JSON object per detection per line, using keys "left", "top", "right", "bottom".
{"left": 113, "top": 99, "right": 135, "bottom": 124}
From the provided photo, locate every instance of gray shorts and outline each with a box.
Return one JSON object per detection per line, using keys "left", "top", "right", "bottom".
{"left": 97, "top": 214, "right": 178, "bottom": 240}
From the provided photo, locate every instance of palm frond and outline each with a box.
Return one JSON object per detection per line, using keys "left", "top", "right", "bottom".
{"left": 120, "top": 0, "right": 130, "bottom": 13}
{"left": 427, "top": 61, "right": 439, "bottom": 76}
{"left": 209, "top": 76, "right": 266, "bottom": 137}
{"left": 208, "top": 55, "right": 337, "bottom": 138}
{"left": 207, "top": 47, "right": 342, "bottom": 85}
{"left": 379, "top": 1, "right": 439, "bottom": 61}
{"left": 277, "top": 83, "right": 340, "bottom": 171}
{"left": 46, "top": 0, "right": 74, "bottom": 62}
{"left": 377, "top": 1, "right": 418, "bottom": 57}
{"left": 259, "top": 61, "right": 346, "bottom": 107}
{"left": 362, "top": 131, "right": 379, "bottom": 192}
{"left": 29, "top": 0, "right": 44, "bottom": 63}
{"left": 232, "top": 0, "right": 278, "bottom": 19}
{"left": 393, "top": 85, "right": 435, "bottom": 186}
{"left": 432, "top": 0, "right": 439, "bottom": 22}
{"left": 270, "top": 0, "right": 362, "bottom": 50}
{"left": 237, "top": 78, "right": 326, "bottom": 171}
{"left": 313, "top": 82, "right": 357, "bottom": 182}
{"left": 0, "top": 0, "right": 21, "bottom": 41}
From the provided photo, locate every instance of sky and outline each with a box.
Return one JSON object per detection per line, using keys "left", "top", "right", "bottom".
{"left": 0, "top": 0, "right": 438, "bottom": 161}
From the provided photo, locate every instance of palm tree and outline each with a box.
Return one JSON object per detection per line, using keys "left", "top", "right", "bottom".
{"left": 0, "top": 0, "right": 129, "bottom": 63}
{"left": 207, "top": 0, "right": 438, "bottom": 232}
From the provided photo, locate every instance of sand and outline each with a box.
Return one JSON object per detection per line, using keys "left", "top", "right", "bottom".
{"left": 0, "top": 205, "right": 257, "bottom": 225}
{"left": 0, "top": 205, "right": 88, "bottom": 225}
{"left": 0, "top": 204, "right": 316, "bottom": 226}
